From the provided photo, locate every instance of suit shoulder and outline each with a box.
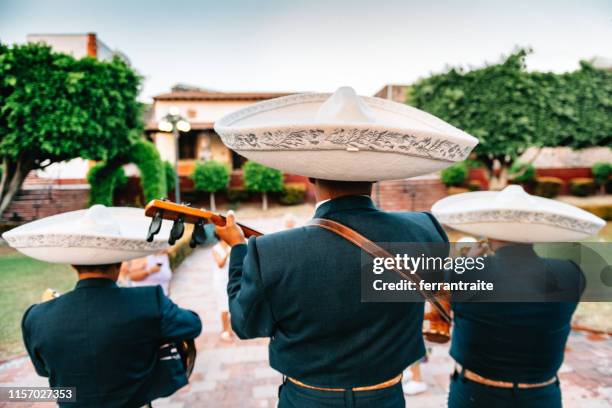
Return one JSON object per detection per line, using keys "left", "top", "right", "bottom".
{"left": 253, "top": 227, "right": 309, "bottom": 248}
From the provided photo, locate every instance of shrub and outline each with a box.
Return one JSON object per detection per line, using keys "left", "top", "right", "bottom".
{"left": 533, "top": 176, "right": 563, "bottom": 198}
{"left": 164, "top": 161, "right": 176, "bottom": 195}
{"left": 569, "top": 177, "right": 597, "bottom": 197}
{"left": 441, "top": 163, "right": 468, "bottom": 187}
{"left": 243, "top": 161, "right": 283, "bottom": 210}
{"left": 467, "top": 180, "right": 483, "bottom": 191}
{"left": 192, "top": 160, "right": 230, "bottom": 211}
{"left": 509, "top": 161, "right": 536, "bottom": 183}
{"left": 280, "top": 183, "right": 307, "bottom": 205}
{"left": 87, "top": 163, "right": 127, "bottom": 206}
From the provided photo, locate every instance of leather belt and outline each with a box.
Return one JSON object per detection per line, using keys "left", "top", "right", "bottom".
{"left": 288, "top": 374, "right": 402, "bottom": 392}
{"left": 455, "top": 364, "right": 557, "bottom": 389}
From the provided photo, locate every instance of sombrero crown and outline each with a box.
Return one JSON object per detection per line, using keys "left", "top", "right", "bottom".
{"left": 214, "top": 87, "right": 478, "bottom": 181}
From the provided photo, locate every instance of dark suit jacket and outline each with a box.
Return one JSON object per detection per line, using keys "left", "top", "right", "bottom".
{"left": 227, "top": 195, "right": 448, "bottom": 388}
{"left": 22, "top": 278, "right": 202, "bottom": 408}
{"left": 451, "top": 245, "right": 584, "bottom": 383}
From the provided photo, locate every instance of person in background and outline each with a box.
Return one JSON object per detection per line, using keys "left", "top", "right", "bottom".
{"left": 431, "top": 185, "right": 606, "bottom": 408}
{"left": 283, "top": 213, "right": 297, "bottom": 229}
{"left": 6, "top": 205, "right": 202, "bottom": 407}
{"left": 403, "top": 359, "right": 428, "bottom": 396}
{"left": 212, "top": 237, "right": 234, "bottom": 341}
{"left": 121, "top": 249, "right": 173, "bottom": 296}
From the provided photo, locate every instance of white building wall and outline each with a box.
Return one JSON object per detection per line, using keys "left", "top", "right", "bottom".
{"left": 27, "top": 34, "right": 89, "bottom": 58}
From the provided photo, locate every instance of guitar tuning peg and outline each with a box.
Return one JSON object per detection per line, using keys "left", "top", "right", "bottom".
{"left": 189, "top": 219, "right": 207, "bottom": 248}
{"left": 168, "top": 215, "right": 185, "bottom": 245}
{"left": 146, "top": 210, "right": 164, "bottom": 242}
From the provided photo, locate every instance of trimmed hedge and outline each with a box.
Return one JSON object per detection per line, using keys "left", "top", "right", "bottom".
{"left": 441, "top": 162, "right": 468, "bottom": 187}
{"left": 280, "top": 182, "right": 307, "bottom": 205}
{"left": 164, "top": 161, "right": 176, "bottom": 195}
{"left": 569, "top": 177, "right": 597, "bottom": 197}
{"left": 88, "top": 139, "right": 166, "bottom": 206}
{"left": 533, "top": 176, "right": 563, "bottom": 198}
{"left": 87, "top": 163, "right": 127, "bottom": 206}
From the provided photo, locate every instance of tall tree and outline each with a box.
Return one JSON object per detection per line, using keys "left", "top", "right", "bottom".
{"left": 0, "top": 42, "right": 143, "bottom": 214}
{"left": 410, "top": 49, "right": 612, "bottom": 188}
{"left": 192, "top": 160, "right": 230, "bottom": 211}
{"left": 243, "top": 161, "right": 283, "bottom": 211}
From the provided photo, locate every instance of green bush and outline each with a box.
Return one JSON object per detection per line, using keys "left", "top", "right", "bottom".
{"left": 592, "top": 162, "right": 612, "bottom": 187}
{"left": 569, "top": 177, "right": 597, "bottom": 197}
{"left": 509, "top": 162, "right": 536, "bottom": 183}
{"left": 243, "top": 161, "right": 283, "bottom": 210}
{"left": 467, "top": 180, "right": 483, "bottom": 191}
{"left": 130, "top": 140, "right": 166, "bottom": 203}
{"left": 533, "top": 176, "right": 563, "bottom": 198}
{"left": 87, "top": 163, "right": 127, "bottom": 206}
{"left": 87, "top": 139, "right": 166, "bottom": 206}
{"left": 164, "top": 161, "right": 176, "bottom": 195}
{"left": 280, "top": 182, "right": 307, "bottom": 205}
{"left": 440, "top": 163, "right": 468, "bottom": 187}
{"left": 192, "top": 160, "right": 230, "bottom": 211}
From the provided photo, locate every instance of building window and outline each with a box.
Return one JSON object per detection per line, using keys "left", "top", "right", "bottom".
{"left": 179, "top": 132, "right": 197, "bottom": 159}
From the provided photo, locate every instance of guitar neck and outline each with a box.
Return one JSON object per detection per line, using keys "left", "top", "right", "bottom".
{"left": 144, "top": 200, "right": 264, "bottom": 238}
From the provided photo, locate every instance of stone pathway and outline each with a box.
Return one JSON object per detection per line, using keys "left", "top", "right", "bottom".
{"left": 0, "top": 215, "right": 611, "bottom": 407}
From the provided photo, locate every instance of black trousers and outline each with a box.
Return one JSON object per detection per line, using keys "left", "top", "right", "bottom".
{"left": 278, "top": 379, "right": 405, "bottom": 408}
{"left": 448, "top": 370, "right": 562, "bottom": 408}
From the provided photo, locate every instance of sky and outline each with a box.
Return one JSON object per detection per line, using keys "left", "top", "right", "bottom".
{"left": 1, "top": 0, "right": 610, "bottom": 102}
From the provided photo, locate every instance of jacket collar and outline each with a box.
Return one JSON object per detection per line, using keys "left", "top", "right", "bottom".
{"left": 75, "top": 278, "right": 118, "bottom": 289}
{"left": 314, "top": 195, "right": 377, "bottom": 219}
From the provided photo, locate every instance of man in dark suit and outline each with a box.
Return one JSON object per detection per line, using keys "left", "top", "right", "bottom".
{"left": 448, "top": 241, "right": 585, "bottom": 408}
{"left": 216, "top": 179, "right": 449, "bottom": 408}
{"left": 22, "top": 262, "right": 202, "bottom": 408}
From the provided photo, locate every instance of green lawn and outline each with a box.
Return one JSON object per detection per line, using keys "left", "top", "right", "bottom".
{"left": 0, "top": 247, "right": 75, "bottom": 361}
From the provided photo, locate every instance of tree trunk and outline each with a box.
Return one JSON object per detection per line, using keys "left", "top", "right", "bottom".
{"left": 262, "top": 192, "right": 268, "bottom": 211}
{"left": 0, "top": 156, "right": 34, "bottom": 218}
{"left": 209, "top": 192, "right": 216, "bottom": 212}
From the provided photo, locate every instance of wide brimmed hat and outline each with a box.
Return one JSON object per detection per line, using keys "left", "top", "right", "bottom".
{"left": 2, "top": 205, "right": 169, "bottom": 265}
{"left": 214, "top": 87, "right": 478, "bottom": 181}
{"left": 431, "top": 185, "right": 605, "bottom": 242}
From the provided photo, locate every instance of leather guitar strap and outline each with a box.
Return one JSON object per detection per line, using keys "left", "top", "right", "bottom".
{"left": 307, "top": 218, "right": 451, "bottom": 323}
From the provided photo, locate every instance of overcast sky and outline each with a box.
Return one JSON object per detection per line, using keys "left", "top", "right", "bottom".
{"left": 1, "top": 0, "right": 610, "bottom": 101}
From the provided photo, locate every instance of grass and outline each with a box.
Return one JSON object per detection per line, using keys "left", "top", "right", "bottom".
{"left": 0, "top": 247, "right": 75, "bottom": 361}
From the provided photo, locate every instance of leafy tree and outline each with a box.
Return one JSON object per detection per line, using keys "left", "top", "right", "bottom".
{"left": 0, "top": 42, "right": 142, "bottom": 214}
{"left": 410, "top": 49, "right": 612, "bottom": 189}
{"left": 243, "top": 161, "right": 283, "bottom": 210}
{"left": 192, "top": 160, "right": 230, "bottom": 211}
{"left": 592, "top": 162, "right": 612, "bottom": 194}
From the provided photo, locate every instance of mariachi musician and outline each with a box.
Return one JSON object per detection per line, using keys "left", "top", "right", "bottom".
{"left": 3, "top": 205, "right": 202, "bottom": 408}
{"left": 212, "top": 87, "right": 478, "bottom": 407}
{"left": 432, "top": 185, "right": 605, "bottom": 407}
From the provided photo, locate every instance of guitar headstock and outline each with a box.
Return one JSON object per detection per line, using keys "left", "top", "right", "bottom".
{"left": 144, "top": 199, "right": 262, "bottom": 247}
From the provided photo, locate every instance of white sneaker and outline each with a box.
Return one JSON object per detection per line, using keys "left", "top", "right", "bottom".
{"left": 403, "top": 380, "right": 428, "bottom": 396}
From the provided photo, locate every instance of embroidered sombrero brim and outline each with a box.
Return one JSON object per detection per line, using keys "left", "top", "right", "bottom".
{"left": 431, "top": 185, "right": 606, "bottom": 242}
{"left": 214, "top": 87, "right": 478, "bottom": 181}
{"left": 2, "top": 206, "right": 169, "bottom": 265}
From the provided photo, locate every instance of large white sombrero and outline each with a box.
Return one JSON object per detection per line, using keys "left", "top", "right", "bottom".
{"left": 214, "top": 87, "right": 478, "bottom": 181}
{"left": 432, "top": 185, "right": 605, "bottom": 242}
{"left": 2, "top": 205, "right": 169, "bottom": 265}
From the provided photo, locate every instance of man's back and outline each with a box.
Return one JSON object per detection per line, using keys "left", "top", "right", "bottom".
{"left": 22, "top": 278, "right": 201, "bottom": 407}
{"left": 228, "top": 196, "right": 448, "bottom": 388}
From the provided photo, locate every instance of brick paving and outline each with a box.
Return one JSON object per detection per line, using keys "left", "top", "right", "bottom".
{"left": 0, "top": 215, "right": 611, "bottom": 407}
